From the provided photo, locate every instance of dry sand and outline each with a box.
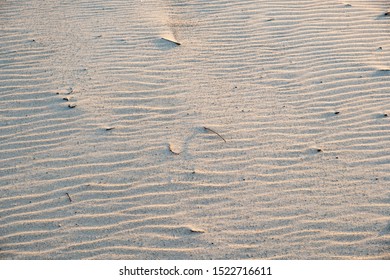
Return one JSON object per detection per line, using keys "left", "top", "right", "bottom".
{"left": 0, "top": 0, "right": 389, "bottom": 259}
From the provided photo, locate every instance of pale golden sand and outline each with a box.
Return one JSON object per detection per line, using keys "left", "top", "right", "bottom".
{"left": 0, "top": 0, "right": 389, "bottom": 259}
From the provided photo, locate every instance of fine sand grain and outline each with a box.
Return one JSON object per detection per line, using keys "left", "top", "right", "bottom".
{"left": 0, "top": 0, "right": 389, "bottom": 259}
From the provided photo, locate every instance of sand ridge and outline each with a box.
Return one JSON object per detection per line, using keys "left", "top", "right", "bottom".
{"left": 0, "top": 0, "right": 389, "bottom": 259}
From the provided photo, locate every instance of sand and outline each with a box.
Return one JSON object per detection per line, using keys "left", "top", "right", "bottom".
{"left": 0, "top": 0, "right": 389, "bottom": 260}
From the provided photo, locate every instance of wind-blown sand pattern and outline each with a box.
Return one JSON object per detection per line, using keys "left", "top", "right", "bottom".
{"left": 0, "top": 0, "right": 389, "bottom": 259}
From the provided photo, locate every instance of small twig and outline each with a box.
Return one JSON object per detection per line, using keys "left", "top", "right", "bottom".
{"left": 161, "top": 37, "right": 181, "bottom": 46}
{"left": 105, "top": 127, "right": 115, "bottom": 131}
{"left": 168, "top": 144, "right": 180, "bottom": 155}
{"left": 65, "top": 192, "right": 72, "bottom": 202}
{"left": 189, "top": 227, "right": 205, "bottom": 234}
{"left": 203, "top": 127, "right": 226, "bottom": 143}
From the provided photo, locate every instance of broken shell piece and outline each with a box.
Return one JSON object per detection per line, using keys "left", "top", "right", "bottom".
{"left": 168, "top": 144, "right": 180, "bottom": 155}
{"left": 189, "top": 227, "right": 205, "bottom": 234}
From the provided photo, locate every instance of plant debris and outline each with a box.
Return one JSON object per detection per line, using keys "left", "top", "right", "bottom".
{"left": 203, "top": 126, "right": 226, "bottom": 143}
{"left": 65, "top": 192, "right": 72, "bottom": 202}
{"left": 161, "top": 37, "right": 181, "bottom": 46}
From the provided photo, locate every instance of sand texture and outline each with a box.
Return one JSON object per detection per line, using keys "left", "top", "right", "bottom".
{"left": 1, "top": 0, "right": 390, "bottom": 259}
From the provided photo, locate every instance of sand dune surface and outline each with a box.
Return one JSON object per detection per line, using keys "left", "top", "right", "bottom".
{"left": 0, "top": 0, "right": 389, "bottom": 259}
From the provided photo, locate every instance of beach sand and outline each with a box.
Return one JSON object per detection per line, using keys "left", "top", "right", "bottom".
{"left": 0, "top": 0, "right": 389, "bottom": 259}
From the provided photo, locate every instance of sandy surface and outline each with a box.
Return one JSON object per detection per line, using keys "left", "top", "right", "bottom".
{"left": 0, "top": 0, "right": 389, "bottom": 259}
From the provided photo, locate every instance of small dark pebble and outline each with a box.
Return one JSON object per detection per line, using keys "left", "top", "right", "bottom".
{"left": 335, "top": 157, "right": 339, "bottom": 159}
{"left": 384, "top": 113, "right": 388, "bottom": 117}
{"left": 317, "top": 148, "right": 322, "bottom": 152}
{"left": 334, "top": 111, "right": 340, "bottom": 115}
{"left": 105, "top": 127, "right": 115, "bottom": 131}
{"left": 68, "top": 104, "right": 76, "bottom": 108}
{"left": 384, "top": 12, "right": 389, "bottom": 16}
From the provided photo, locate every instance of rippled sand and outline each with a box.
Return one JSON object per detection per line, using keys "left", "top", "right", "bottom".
{"left": 0, "top": 0, "right": 389, "bottom": 259}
